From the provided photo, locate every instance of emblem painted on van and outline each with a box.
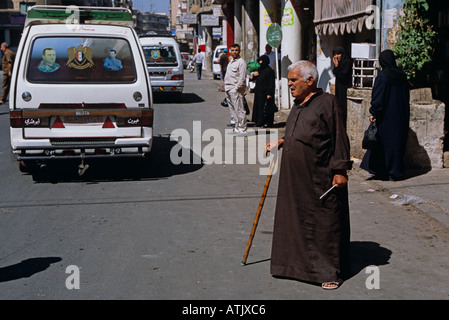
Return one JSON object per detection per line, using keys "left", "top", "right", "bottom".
{"left": 67, "top": 45, "right": 95, "bottom": 69}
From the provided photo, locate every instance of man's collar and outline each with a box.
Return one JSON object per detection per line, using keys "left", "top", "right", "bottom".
{"left": 294, "top": 88, "right": 323, "bottom": 106}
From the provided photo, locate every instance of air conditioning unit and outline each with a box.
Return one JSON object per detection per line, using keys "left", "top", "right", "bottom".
{"left": 351, "top": 43, "right": 377, "bottom": 59}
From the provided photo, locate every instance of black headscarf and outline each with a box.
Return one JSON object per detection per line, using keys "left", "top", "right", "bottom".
{"left": 379, "top": 50, "right": 408, "bottom": 85}
{"left": 332, "top": 46, "right": 347, "bottom": 60}
{"left": 258, "top": 55, "right": 270, "bottom": 70}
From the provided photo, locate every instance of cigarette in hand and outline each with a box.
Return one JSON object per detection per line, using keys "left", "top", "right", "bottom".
{"left": 319, "top": 185, "right": 337, "bottom": 200}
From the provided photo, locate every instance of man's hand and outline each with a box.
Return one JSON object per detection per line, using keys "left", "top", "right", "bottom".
{"left": 265, "top": 139, "right": 284, "bottom": 155}
{"left": 332, "top": 173, "right": 348, "bottom": 188}
{"left": 332, "top": 54, "right": 341, "bottom": 68}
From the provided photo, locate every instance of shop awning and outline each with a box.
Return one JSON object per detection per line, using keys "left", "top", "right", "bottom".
{"left": 314, "top": 0, "right": 375, "bottom": 35}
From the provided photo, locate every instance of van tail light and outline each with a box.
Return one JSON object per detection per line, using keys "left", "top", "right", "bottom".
{"left": 10, "top": 110, "right": 23, "bottom": 128}
{"left": 141, "top": 110, "right": 153, "bottom": 127}
{"left": 171, "top": 74, "right": 184, "bottom": 81}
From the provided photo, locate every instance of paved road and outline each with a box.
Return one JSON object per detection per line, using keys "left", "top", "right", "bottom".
{"left": 0, "top": 71, "right": 448, "bottom": 305}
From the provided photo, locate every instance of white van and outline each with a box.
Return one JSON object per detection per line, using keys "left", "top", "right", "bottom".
{"left": 212, "top": 45, "right": 227, "bottom": 79}
{"left": 9, "top": 6, "right": 153, "bottom": 173}
{"left": 139, "top": 36, "right": 184, "bottom": 95}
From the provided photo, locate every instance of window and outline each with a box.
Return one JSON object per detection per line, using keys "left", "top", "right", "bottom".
{"left": 142, "top": 45, "right": 178, "bottom": 67}
{"left": 27, "top": 36, "right": 137, "bottom": 83}
{"left": 215, "top": 48, "right": 224, "bottom": 58}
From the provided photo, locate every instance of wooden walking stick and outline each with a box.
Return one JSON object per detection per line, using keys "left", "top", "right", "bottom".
{"left": 241, "top": 154, "right": 277, "bottom": 266}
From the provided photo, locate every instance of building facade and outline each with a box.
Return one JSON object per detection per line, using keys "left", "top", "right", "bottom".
{"left": 135, "top": 11, "right": 170, "bottom": 36}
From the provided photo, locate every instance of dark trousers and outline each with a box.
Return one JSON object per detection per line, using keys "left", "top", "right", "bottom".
{"left": 1, "top": 73, "right": 11, "bottom": 102}
{"left": 196, "top": 63, "right": 203, "bottom": 79}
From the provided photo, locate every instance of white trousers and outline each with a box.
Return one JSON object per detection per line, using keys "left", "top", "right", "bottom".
{"left": 225, "top": 89, "right": 247, "bottom": 132}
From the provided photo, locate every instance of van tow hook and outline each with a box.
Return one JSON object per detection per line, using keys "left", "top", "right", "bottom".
{"left": 78, "top": 153, "right": 89, "bottom": 176}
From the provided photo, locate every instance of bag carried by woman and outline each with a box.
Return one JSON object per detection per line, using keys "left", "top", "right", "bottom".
{"left": 362, "top": 121, "right": 378, "bottom": 149}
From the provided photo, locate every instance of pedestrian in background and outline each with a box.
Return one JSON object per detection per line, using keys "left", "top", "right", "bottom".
{"left": 267, "top": 60, "right": 353, "bottom": 290}
{"left": 218, "top": 48, "right": 229, "bottom": 92}
{"left": 219, "top": 48, "right": 229, "bottom": 80}
{"left": 360, "top": 49, "right": 410, "bottom": 181}
{"left": 332, "top": 46, "right": 352, "bottom": 123}
{"left": 263, "top": 43, "right": 276, "bottom": 71}
{"left": 224, "top": 43, "right": 247, "bottom": 134}
{"left": 1, "top": 42, "right": 15, "bottom": 104}
{"left": 249, "top": 55, "right": 275, "bottom": 128}
{"left": 194, "top": 48, "right": 205, "bottom": 80}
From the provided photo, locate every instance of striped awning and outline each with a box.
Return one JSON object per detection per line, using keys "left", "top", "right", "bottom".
{"left": 314, "top": 0, "right": 376, "bottom": 35}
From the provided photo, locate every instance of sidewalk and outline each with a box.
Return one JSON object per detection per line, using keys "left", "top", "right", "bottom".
{"left": 351, "top": 160, "right": 449, "bottom": 230}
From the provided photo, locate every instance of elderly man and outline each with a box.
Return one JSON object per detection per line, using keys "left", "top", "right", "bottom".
{"left": 267, "top": 60, "right": 353, "bottom": 290}
{"left": 1, "top": 42, "right": 15, "bottom": 104}
{"left": 224, "top": 43, "right": 247, "bottom": 134}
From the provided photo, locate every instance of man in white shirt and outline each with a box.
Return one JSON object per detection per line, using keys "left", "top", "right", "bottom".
{"left": 193, "top": 49, "right": 205, "bottom": 79}
{"left": 264, "top": 44, "right": 276, "bottom": 71}
{"left": 224, "top": 43, "right": 247, "bottom": 134}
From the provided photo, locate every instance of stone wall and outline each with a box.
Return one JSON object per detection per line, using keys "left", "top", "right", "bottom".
{"left": 347, "top": 88, "right": 445, "bottom": 169}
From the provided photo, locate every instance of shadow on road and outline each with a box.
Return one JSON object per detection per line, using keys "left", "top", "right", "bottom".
{"left": 235, "top": 241, "right": 392, "bottom": 281}
{"left": 0, "top": 257, "right": 62, "bottom": 283}
{"left": 29, "top": 136, "right": 204, "bottom": 183}
{"left": 349, "top": 241, "right": 392, "bottom": 278}
{"left": 153, "top": 92, "right": 205, "bottom": 104}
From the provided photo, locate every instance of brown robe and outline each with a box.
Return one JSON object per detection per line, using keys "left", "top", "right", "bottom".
{"left": 270, "top": 89, "right": 353, "bottom": 285}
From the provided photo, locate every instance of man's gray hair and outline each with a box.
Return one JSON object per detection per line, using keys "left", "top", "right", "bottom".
{"left": 288, "top": 60, "right": 319, "bottom": 84}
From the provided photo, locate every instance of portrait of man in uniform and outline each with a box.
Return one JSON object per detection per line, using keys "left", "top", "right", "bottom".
{"left": 38, "top": 48, "right": 60, "bottom": 73}
{"left": 103, "top": 49, "right": 122, "bottom": 71}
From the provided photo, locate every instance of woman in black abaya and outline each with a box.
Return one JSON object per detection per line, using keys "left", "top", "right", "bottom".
{"left": 360, "top": 50, "right": 410, "bottom": 180}
{"left": 250, "top": 55, "right": 276, "bottom": 127}
{"left": 332, "top": 47, "right": 352, "bottom": 122}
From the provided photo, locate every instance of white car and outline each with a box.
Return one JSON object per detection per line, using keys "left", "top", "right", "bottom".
{"left": 9, "top": 6, "right": 154, "bottom": 173}
{"left": 140, "top": 36, "right": 184, "bottom": 96}
{"left": 212, "top": 45, "right": 227, "bottom": 80}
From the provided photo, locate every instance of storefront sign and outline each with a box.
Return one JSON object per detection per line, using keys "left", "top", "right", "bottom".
{"left": 266, "top": 23, "right": 282, "bottom": 48}
{"left": 181, "top": 14, "right": 197, "bottom": 24}
{"left": 201, "top": 14, "right": 219, "bottom": 26}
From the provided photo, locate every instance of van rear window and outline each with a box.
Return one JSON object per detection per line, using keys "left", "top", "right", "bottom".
{"left": 26, "top": 36, "right": 137, "bottom": 83}
{"left": 142, "top": 45, "right": 178, "bottom": 67}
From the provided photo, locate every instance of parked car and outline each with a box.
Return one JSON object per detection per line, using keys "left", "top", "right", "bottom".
{"left": 9, "top": 5, "right": 154, "bottom": 174}
{"left": 212, "top": 45, "right": 227, "bottom": 80}
{"left": 140, "top": 36, "right": 184, "bottom": 96}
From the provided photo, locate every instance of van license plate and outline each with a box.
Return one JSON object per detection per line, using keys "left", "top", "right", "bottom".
{"left": 63, "top": 116, "right": 105, "bottom": 125}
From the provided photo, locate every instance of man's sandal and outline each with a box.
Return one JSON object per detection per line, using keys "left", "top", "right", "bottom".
{"left": 321, "top": 282, "right": 340, "bottom": 290}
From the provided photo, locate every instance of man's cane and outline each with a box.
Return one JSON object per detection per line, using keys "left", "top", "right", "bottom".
{"left": 241, "top": 152, "right": 277, "bottom": 266}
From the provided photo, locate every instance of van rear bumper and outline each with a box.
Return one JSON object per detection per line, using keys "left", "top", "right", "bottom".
{"left": 150, "top": 80, "right": 183, "bottom": 93}
{"left": 152, "top": 86, "right": 183, "bottom": 93}
{"left": 11, "top": 138, "right": 152, "bottom": 161}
